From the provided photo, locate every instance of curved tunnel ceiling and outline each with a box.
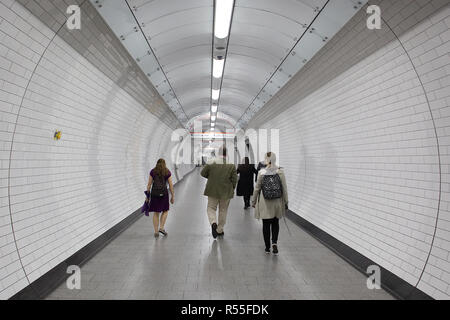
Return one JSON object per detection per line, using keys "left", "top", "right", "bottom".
{"left": 91, "top": 0, "right": 368, "bottom": 129}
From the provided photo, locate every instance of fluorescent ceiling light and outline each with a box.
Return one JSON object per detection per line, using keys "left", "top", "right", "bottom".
{"left": 212, "top": 89, "right": 220, "bottom": 100}
{"left": 211, "top": 105, "right": 218, "bottom": 113}
{"left": 213, "top": 58, "right": 225, "bottom": 78}
{"left": 214, "top": 0, "right": 234, "bottom": 39}
{"left": 211, "top": 115, "right": 216, "bottom": 121}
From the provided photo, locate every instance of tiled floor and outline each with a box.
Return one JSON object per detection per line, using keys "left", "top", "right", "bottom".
{"left": 46, "top": 169, "right": 395, "bottom": 300}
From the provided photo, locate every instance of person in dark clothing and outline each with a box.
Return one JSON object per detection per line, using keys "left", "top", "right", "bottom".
{"left": 236, "top": 157, "right": 258, "bottom": 209}
{"left": 255, "top": 161, "right": 266, "bottom": 182}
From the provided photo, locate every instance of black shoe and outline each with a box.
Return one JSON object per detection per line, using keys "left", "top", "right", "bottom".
{"left": 265, "top": 248, "right": 270, "bottom": 254}
{"left": 272, "top": 244, "right": 279, "bottom": 255}
{"left": 217, "top": 231, "right": 224, "bottom": 237}
{"left": 211, "top": 223, "right": 218, "bottom": 238}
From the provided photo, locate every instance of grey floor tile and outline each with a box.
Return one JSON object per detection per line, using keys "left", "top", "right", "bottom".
{"left": 101, "top": 289, "right": 133, "bottom": 300}
{"left": 290, "top": 292, "right": 319, "bottom": 300}
{"left": 237, "top": 291, "right": 266, "bottom": 300}
{"left": 128, "top": 290, "right": 158, "bottom": 300}
{"left": 74, "top": 289, "right": 108, "bottom": 300}
{"left": 44, "top": 169, "right": 395, "bottom": 301}
{"left": 182, "top": 291, "right": 211, "bottom": 300}
{"left": 210, "top": 291, "right": 239, "bottom": 300}
{"left": 156, "top": 291, "right": 184, "bottom": 300}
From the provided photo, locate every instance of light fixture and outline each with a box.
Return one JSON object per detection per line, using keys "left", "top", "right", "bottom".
{"left": 212, "top": 89, "right": 220, "bottom": 100}
{"left": 213, "top": 58, "right": 225, "bottom": 78}
{"left": 211, "top": 115, "right": 216, "bottom": 121}
{"left": 214, "top": 0, "right": 235, "bottom": 39}
{"left": 211, "top": 105, "right": 218, "bottom": 113}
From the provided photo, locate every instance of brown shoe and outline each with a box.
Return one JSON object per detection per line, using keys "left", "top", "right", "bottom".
{"left": 272, "top": 244, "right": 279, "bottom": 255}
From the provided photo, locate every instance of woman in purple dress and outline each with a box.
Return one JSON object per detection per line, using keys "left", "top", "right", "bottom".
{"left": 146, "top": 159, "right": 174, "bottom": 237}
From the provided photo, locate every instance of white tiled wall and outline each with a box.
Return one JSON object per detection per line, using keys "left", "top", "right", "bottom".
{"left": 248, "top": 0, "right": 450, "bottom": 299}
{"left": 0, "top": 0, "right": 192, "bottom": 299}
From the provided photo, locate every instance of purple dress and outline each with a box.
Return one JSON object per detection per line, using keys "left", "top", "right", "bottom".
{"left": 149, "top": 169, "right": 171, "bottom": 212}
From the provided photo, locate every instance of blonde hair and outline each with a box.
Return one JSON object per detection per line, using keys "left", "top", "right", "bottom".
{"left": 265, "top": 152, "right": 277, "bottom": 166}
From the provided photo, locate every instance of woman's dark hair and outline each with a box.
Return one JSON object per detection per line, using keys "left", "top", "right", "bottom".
{"left": 154, "top": 158, "right": 169, "bottom": 177}
{"left": 244, "top": 157, "right": 249, "bottom": 165}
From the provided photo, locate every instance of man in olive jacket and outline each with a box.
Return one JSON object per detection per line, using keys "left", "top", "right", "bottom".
{"left": 201, "top": 146, "right": 237, "bottom": 238}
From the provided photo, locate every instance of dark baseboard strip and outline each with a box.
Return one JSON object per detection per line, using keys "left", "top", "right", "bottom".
{"left": 10, "top": 167, "right": 197, "bottom": 300}
{"left": 285, "top": 210, "right": 434, "bottom": 300}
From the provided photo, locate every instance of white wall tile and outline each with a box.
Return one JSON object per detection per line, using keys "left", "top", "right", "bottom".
{"left": 249, "top": 0, "right": 450, "bottom": 299}
{"left": 0, "top": 0, "right": 193, "bottom": 299}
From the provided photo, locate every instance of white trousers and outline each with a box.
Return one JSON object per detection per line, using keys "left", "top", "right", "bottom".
{"left": 207, "top": 197, "right": 231, "bottom": 233}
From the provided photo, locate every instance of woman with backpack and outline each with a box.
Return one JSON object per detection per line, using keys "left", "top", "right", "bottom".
{"left": 146, "top": 158, "right": 174, "bottom": 237}
{"left": 252, "top": 152, "right": 288, "bottom": 255}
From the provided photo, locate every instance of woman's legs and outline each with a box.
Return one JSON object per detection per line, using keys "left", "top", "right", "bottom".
{"left": 153, "top": 212, "right": 160, "bottom": 233}
{"left": 160, "top": 211, "right": 169, "bottom": 230}
{"left": 262, "top": 219, "right": 271, "bottom": 250}
{"left": 271, "top": 218, "right": 279, "bottom": 244}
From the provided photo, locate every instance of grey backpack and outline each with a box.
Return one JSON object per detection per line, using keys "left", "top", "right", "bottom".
{"left": 261, "top": 174, "right": 282, "bottom": 200}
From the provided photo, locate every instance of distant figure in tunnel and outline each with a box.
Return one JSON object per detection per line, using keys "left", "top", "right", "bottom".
{"left": 252, "top": 152, "right": 288, "bottom": 255}
{"left": 236, "top": 157, "right": 258, "bottom": 209}
{"left": 201, "top": 146, "right": 237, "bottom": 239}
{"left": 255, "top": 160, "right": 266, "bottom": 182}
{"left": 146, "top": 158, "right": 175, "bottom": 238}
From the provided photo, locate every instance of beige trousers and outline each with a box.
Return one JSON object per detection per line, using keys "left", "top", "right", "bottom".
{"left": 207, "top": 197, "right": 231, "bottom": 233}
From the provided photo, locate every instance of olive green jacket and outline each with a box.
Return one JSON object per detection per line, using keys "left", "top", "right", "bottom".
{"left": 201, "top": 157, "right": 237, "bottom": 200}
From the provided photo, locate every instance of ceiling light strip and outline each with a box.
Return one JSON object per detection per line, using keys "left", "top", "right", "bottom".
{"left": 213, "top": 58, "right": 225, "bottom": 78}
{"left": 214, "top": 0, "right": 234, "bottom": 39}
{"left": 210, "top": 0, "right": 236, "bottom": 128}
